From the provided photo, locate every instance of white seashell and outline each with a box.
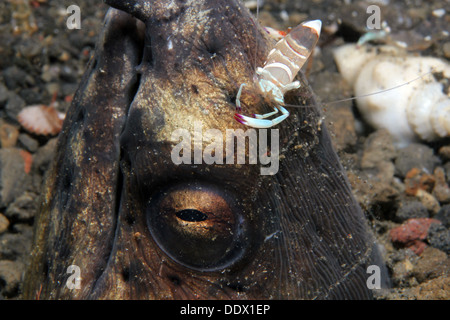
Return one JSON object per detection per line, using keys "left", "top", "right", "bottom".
{"left": 333, "top": 44, "right": 450, "bottom": 148}
{"left": 18, "top": 105, "right": 66, "bottom": 136}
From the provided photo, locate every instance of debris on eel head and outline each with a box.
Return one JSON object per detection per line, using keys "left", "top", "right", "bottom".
{"left": 23, "top": 0, "right": 388, "bottom": 299}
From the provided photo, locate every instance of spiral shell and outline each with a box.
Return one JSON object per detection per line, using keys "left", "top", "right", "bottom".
{"left": 333, "top": 44, "right": 450, "bottom": 148}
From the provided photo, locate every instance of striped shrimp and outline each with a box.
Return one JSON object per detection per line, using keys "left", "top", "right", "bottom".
{"left": 234, "top": 20, "right": 322, "bottom": 128}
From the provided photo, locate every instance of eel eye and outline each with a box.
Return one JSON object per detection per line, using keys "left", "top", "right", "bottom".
{"left": 146, "top": 181, "right": 249, "bottom": 271}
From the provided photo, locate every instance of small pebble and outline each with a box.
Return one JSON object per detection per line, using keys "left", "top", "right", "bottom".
{"left": 0, "top": 260, "right": 24, "bottom": 298}
{"left": 432, "top": 8, "right": 446, "bottom": 18}
{"left": 395, "top": 143, "right": 441, "bottom": 178}
{"left": 438, "top": 146, "right": 450, "bottom": 161}
{"left": 361, "top": 129, "right": 396, "bottom": 167}
{"left": 391, "top": 258, "right": 414, "bottom": 285}
{"left": 444, "top": 162, "right": 450, "bottom": 184}
{"left": 433, "top": 167, "right": 450, "bottom": 203}
{"left": 0, "top": 226, "right": 33, "bottom": 261}
{"left": 390, "top": 218, "right": 441, "bottom": 242}
{"left": 404, "top": 168, "right": 435, "bottom": 196}
{"left": 0, "top": 148, "right": 32, "bottom": 207}
{"left": 390, "top": 218, "right": 442, "bottom": 255}
{"left": 0, "top": 122, "right": 19, "bottom": 148}
{"left": 16, "top": 38, "right": 42, "bottom": 59}
{"left": 443, "top": 42, "right": 450, "bottom": 59}
{"left": 0, "top": 83, "right": 10, "bottom": 106}
{"left": 412, "top": 275, "right": 449, "bottom": 300}
{"left": 415, "top": 189, "right": 441, "bottom": 214}
{"left": 5, "top": 192, "right": 38, "bottom": 222}
{"left": 361, "top": 129, "right": 396, "bottom": 182}
{"left": 58, "top": 51, "right": 71, "bottom": 62}
{"left": 406, "top": 240, "right": 428, "bottom": 256}
{"left": 60, "top": 66, "right": 77, "bottom": 83}
{"left": 41, "top": 64, "right": 61, "bottom": 83}
{"left": 18, "top": 134, "right": 39, "bottom": 153}
{"left": 61, "top": 83, "right": 78, "bottom": 97}
{"left": 19, "top": 88, "right": 43, "bottom": 105}
{"left": 5, "top": 93, "right": 26, "bottom": 120}
{"left": 435, "top": 204, "right": 450, "bottom": 227}
{"left": 32, "top": 138, "right": 58, "bottom": 172}
{"left": 427, "top": 224, "right": 450, "bottom": 254}
{"left": 2, "top": 66, "right": 28, "bottom": 90}
{"left": 45, "top": 82, "right": 60, "bottom": 96}
{"left": 0, "top": 213, "right": 10, "bottom": 234}
{"left": 395, "top": 201, "right": 429, "bottom": 222}
{"left": 412, "top": 247, "right": 449, "bottom": 283}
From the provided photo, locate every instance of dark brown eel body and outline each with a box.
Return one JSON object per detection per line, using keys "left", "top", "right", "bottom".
{"left": 23, "top": 0, "right": 387, "bottom": 299}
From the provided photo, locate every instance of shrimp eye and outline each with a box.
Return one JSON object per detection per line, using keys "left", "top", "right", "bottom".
{"left": 146, "top": 181, "right": 249, "bottom": 271}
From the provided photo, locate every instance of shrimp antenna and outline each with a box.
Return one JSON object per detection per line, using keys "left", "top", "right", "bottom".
{"left": 325, "top": 70, "right": 435, "bottom": 106}
{"left": 283, "top": 103, "right": 315, "bottom": 109}
{"left": 254, "top": 0, "right": 260, "bottom": 70}
{"left": 285, "top": 70, "right": 435, "bottom": 108}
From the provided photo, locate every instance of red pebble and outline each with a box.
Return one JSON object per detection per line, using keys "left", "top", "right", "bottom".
{"left": 406, "top": 240, "right": 428, "bottom": 255}
{"left": 390, "top": 218, "right": 442, "bottom": 255}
